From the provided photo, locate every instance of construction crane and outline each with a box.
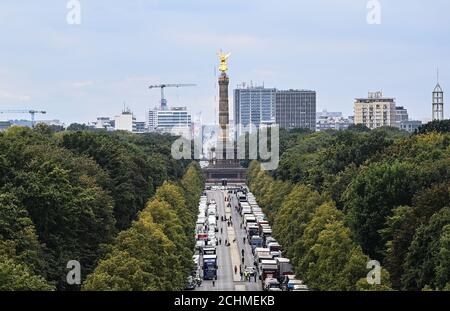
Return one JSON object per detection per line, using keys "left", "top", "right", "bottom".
{"left": 0, "top": 110, "right": 46, "bottom": 127}
{"left": 149, "top": 83, "right": 196, "bottom": 110}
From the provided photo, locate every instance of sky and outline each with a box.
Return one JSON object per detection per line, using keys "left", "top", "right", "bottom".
{"left": 0, "top": 0, "right": 449, "bottom": 125}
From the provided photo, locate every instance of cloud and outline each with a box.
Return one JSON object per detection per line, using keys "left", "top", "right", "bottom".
{"left": 0, "top": 89, "right": 31, "bottom": 101}
{"left": 71, "top": 81, "right": 95, "bottom": 88}
{"left": 161, "top": 30, "right": 267, "bottom": 50}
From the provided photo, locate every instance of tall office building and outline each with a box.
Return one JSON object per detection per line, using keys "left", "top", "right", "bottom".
{"left": 234, "top": 84, "right": 276, "bottom": 138}
{"left": 432, "top": 80, "right": 444, "bottom": 121}
{"left": 395, "top": 106, "right": 409, "bottom": 126}
{"left": 275, "top": 90, "right": 316, "bottom": 131}
{"left": 114, "top": 109, "right": 135, "bottom": 132}
{"left": 354, "top": 91, "right": 396, "bottom": 129}
{"left": 147, "top": 106, "right": 192, "bottom": 138}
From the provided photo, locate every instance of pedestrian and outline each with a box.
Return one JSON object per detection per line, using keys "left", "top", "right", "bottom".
{"left": 221, "top": 228, "right": 223, "bottom": 234}
{"left": 243, "top": 237, "right": 246, "bottom": 244}
{"left": 212, "top": 279, "right": 215, "bottom": 287}
{"left": 230, "top": 216, "right": 232, "bottom": 222}
{"left": 225, "top": 239, "right": 228, "bottom": 245}
{"left": 240, "top": 271, "right": 243, "bottom": 281}
{"left": 241, "top": 249, "right": 244, "bottom": 257}
{"left": 254, "top": 273, "right": 257, "bottom": 282}
{"left": 234, "top": 265, "right": 238, "bottom": 275}
{"left": 219, "top": 238, "right": 222, "bottom": 245}
{"left": 242, "top": 257, "right": 244, "bottom": 264}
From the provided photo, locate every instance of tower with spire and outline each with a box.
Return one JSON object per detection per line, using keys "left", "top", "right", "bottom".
{"left": 432, "top": 69, "right": 444, "bottom": 121}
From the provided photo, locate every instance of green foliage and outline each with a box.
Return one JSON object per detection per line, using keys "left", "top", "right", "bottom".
{"left": 416, "top": 119, "right": 450, "bottom": 134}
{"left": 402, "top": 208, "right": 450, "bottom": 290}
{"left": 343, "top": 161, "right": 424, "bottom": 258}
{"left": 273, "top": 185, "right": 328, "bottom": 260}
{"left": 305, "top": 221, "right": 368, "bottom": 291}
{"left": 0, "top": 125, "right": 194, "bottom": 290}
{"left": 83, "top": 163, "right": 204, "bottom": 291}
{"left": 248, "top": 127, "right": 450, "bottom": 291}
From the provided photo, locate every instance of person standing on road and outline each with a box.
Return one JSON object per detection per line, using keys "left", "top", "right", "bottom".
{"left": 220, "top": 228, "right": 223, "bottom": 234}
{"left": 254, "top": 273, "right": 257, "bottom": 282}
{"left": 241, "top": 249, "right": 244, "bottom": 257}
{"left": 234, "top": 265, "right": 238, "bottom": 275}
{"left": 212, "top": 278, "right": 215, "bottom": 287}
{"left": 243, "top": 237, "right": 246, "bottom": 244}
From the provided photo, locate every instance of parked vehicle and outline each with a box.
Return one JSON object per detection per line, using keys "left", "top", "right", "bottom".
{"left": 276, "top": 258, "right": 293, "bottom": 281}
{"left": 203, "top": 255, "right": 217, "bottom": 280}
{"left": 250, "top": 236, "right": 263, "bottom": 251}
{"left": 264, "top": 277, "right": 281, "bottom": 291}
{"left": 260, "top": 264, "right": 279, "bottom": 285}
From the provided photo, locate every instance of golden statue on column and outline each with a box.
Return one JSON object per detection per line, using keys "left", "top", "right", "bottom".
{"left": 218, "top": 50, "right": 231, "bottom": 73}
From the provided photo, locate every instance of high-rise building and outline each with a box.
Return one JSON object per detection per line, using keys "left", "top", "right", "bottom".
{"left": 234, "top": 85, "right": 276, "bottom": 138}
{"left": 432, "top": 80, "right": 444, "bottom": 121}
{"left": 275, "top": 90, "right": 316, "bottom": 131}
{"left": 354, "top": 91, "right": 396, "bottom": 129}
{"left": 395, "top": 106, "right": 409, "bottom": 127}
{"left": 114, "top": 109, "right": 134, "bottom": 132}
{"left": 147, "top": 106, "right": 192, "bottom": 138}
{"left": 316, "top": 110, "right": 352, "bottom": 131}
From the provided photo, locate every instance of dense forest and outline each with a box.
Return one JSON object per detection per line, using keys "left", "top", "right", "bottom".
{"left": 248, "top": 121, "right": 450, "bottom": 291}
{"left": 0, "top": 124, "right": 203, "bottom": 290}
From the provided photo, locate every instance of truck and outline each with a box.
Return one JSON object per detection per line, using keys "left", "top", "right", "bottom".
{"left": 203, "top": 246, "right": 216, "bottom": 256}
{"left": 276, "top": 258, "right": 293, "bottom": 281}
{"left": 260, "top": 264, "right": 279, "bottom": 286}
{"left": 261, "top": 229, "right": 273, "bottom": 244}
{"left": 244, "top": 214, "right": 256, "bottom": 227}
{"left": 250, "top": 235, "right": 263, "bottom": 251}
{"left": 268, "top": 242, "right": 282, "bottom": 253}
{"left": 247, "top": 224, "right": 259, "bottom": 239}
{"left": 202, "top": 254, "right": 217, "bottom": 280}
{"left": 208, "top": 215, "right": 217, "bottom": 227}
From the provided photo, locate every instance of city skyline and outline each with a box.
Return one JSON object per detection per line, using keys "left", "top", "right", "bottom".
{"left": 0, "top": 1, "right": 449, "bottom": 125}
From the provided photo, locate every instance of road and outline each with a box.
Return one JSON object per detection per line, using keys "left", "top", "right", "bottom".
{"left": 195, "top": 189, "right": 262, "bottom": 291}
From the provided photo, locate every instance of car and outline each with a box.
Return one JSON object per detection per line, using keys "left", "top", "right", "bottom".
{"left": 185, "top": 276, "right": 196, "bottom": 290}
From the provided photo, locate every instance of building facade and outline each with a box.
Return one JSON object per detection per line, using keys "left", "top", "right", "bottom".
{"left": 275, "top": 90, "right": 316, "bottom": 131}
{"left": 147, "top": 106, "right": 192, "bottom": 137}
{"left": 395, "top": 106, "right": 409, "bottom": 126}
{"left": 354, "top": 91, "right": 396, "bottom": 129}
{"left": 234, "top": 85, "right": 276, "bottom": 138}
{"left": 316, "top": 114, "right": 352, "bottom": 131}
{"left": 399, "top": 120, "right": 422, "bottom": 133}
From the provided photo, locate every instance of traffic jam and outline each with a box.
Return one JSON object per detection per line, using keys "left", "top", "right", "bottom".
{"left": 189, "top": 185, "right": 309, "bottom": 291}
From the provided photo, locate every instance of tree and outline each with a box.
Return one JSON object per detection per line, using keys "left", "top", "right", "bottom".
{"left": 82, "top": 251, "right": 156, "bottom": 291}
{"left": 305, "top": 221, "right": 368, "bottom": 291}
{"left": 273, "top": 185, "right": 328, "bottom": 260}
{"left": 292, "top": 201, "right": 344, "bottom": 276}
{"left": 344, "top": 161, "right": 423, "bottom": 258}
{"left": 416, "top": 120, "right": 450, "bottom": 134}
{"left": 402, "top": 207, "right": 450, "bottom": 290}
